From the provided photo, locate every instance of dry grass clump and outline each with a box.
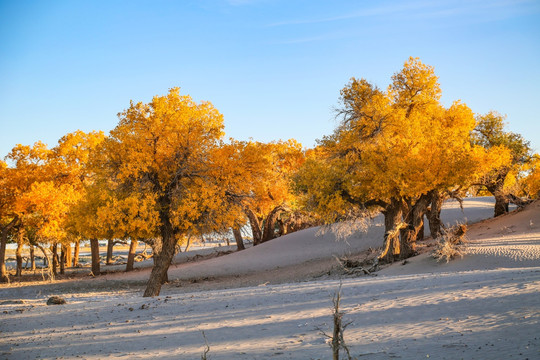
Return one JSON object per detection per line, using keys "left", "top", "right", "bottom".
{"left": 335, "top": 248, "right": 380, "bottom": 275}
{"left": 433, "top": 224, "right": 468, "bottom": 263}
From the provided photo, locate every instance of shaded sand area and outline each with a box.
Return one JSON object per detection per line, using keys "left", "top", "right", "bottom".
{"left": 1, "top": 197, "right": 539, "bottom": 359}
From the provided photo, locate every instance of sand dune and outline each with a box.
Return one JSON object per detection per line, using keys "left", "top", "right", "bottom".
{"left": 1, "top": 197, "right": 539, "bottom": 359}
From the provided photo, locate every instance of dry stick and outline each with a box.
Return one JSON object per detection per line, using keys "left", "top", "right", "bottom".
{"left": 318, "top": 282, "right": 353, "bottom": 360}
{"left": 332, "top": 288, "right": 342, "bottom": 360}
{"left": 201, "top": 331, "right": 210, "bottom": 360}
{"left": 335, "top": 255, "right": 379, "bottom": 276}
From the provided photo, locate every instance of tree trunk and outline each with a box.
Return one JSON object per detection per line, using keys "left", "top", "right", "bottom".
{"left": 16, "top": 229, "right": 24, "bottom": 277}
{"left": 144, "top": 195, "right": 178, "bottom": 297}
{"left": 106, "top": 239, "right": 114, "bottom": 265}
{"left": 30, "top": 245, "right": 36, "bottom": 271}
{"left": 493, "top": 192, "right": 509, "bottom": 217}
{"left": 51, "top": 243, "right": 58, "bottom": 276}
{"left": 261, "top": 205, "right": 286, "bottom": 243}
{"left": 245, "top": 207, "right": 262, "bottom": 245}
{"left": 90, "top": 238, "right": 100, "bottom": 276}
{"left": 417, "top": 221, "right": 424, "bottom": 241}
{"left": 0, "top": 218, "right": 17, "bottom": 282}
{"left": 232, "top": 227, "right": 245, "bottom": 251}
{"left": 64, "top": 243, "right": 72, "bottom": 269}
{"left": 126, "top": 238, "right": 138, "bottom": 272}
{"left": 144, "top": 233, "right": 175, "bottom": 297}
{"left": 379, "top": 198, "right": 403, "bottom": 263}
{"left": 73, "top": 240, "right": 80, "bottom": 267}
{"left": 400, "top": 195, "right": 430, "bottom": 259}
{"left": 427, "top": 191, "right": 445, "bottom": 238}
{"left": 59, "top": 244, "right": 66, "bottom": 275}
{"left": 485, "top": 171, "right": 510, "bottom": 217}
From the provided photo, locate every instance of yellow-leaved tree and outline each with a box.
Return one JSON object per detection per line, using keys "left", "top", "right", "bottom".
{"left": 521, "top": 154, "right": 540, "bottom": 198}
{"left": 223, "top": 139, "right": 307, "bottom": 246}
{"left": 4, "top": 142, "right": 52, "bottom": 277}
{"left": 46, "top": 130, "right": 106, "bottom": 275}
{"left": 471, "top": 111, "right": 532, "bottom": 216}
{"left": 96, "top": 87, "right": 233, "bottom": 296}
{"left": 2, "top": 131, "right": 106, "bottom": 279}
{"left": 0, "top": 160, "right": 19, "bottom": 281}
{"left": 296, "top": 57, "right": 508, "bottom": 262}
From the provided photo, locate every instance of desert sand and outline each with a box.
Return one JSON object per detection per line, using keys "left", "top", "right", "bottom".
{"left": 1, "top": 197, "right": 539, "bottom": 359}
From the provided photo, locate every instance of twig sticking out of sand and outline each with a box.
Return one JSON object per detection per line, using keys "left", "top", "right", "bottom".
{"left": 201, "top": 331, "right": 210, "bottom": 360}
{"left": 318, "top": 282, "right": 354, "bottom": 360}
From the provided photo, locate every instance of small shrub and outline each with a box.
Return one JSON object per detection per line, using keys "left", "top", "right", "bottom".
{"left": 433, "top": 224, "right": 468, "bottom": 263}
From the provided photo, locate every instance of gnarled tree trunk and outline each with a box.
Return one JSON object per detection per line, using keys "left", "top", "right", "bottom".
{"left": 149, "top": 241, "right": 167, "bottom": 283}
{"left": 144, "top": 196, "right": 176, "bottom": 297}
{"left": 401, "top": 194, "right": 431, "bottom": 259}
{"left": 400, "top": 194, "right": 430, "bottom": 259}
{"left": 144, "top": 235, "right": 175, "bottom": 297}
{"left": 427, "top": 190, "right": 445, "bottom": 238}
{"left": 417, "top": 222, "right": 425, "bottom": 241}
{"left": 261, "top": 205, "right": 286, "bottom": 243}
{"left": 90, "top": 238, "right": 100, "bottom": 276}
{"left": 379, "top": 198, "right": 404, "bottom": 263}
{"left": 485, "top": 171, "right": 510, "bottom": 217}
{"left": 126, "top": 238, "right": 138, "bottom": 272}
{"left": 232, "top": 227, "right": 245, "bottom": 251}
{"left": 492, "top": 191, "right": 509, "bottom": 217}
{"left": 245, "top": 208, "right": 262, "bottom": 245}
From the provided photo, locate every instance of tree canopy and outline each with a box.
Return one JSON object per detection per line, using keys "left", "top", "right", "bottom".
{"left": 2, "top": 58, "right": 536, "bottom": 292}
{"left": 296, "top": 57, "right": 509, "bottom": 261}
{"left": 472, "top": 111, "right": 532, "bottom": 216}
{"left": 94, "top": 87, "right": 236, "bottom": 296}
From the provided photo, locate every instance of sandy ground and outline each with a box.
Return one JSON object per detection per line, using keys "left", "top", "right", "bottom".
{"left": 1, "top": 197, "right": 539, "bottom": 359}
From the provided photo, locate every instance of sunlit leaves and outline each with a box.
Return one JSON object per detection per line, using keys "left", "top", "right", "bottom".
{"left": 522, "top": 154, "right": 540, "bottom": 198}
{"left": 96, "top": 87, "right": 230, "bottom": 244}
{"left": 297, "top": 57, "right": 506, "bottom": 222}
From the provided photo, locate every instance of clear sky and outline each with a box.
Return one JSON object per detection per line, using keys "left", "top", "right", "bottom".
{"left": 1, "top": 0, "right": 539, "bottom": 158}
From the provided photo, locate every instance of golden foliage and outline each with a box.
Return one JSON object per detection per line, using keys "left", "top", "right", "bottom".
{"left": 227, "top": 139, "right": 304, "bottom": 218}
{"left": 95, "top": 87, "right": 231, "bottom": 240}
{"left": 296, "top": 57, "right": 508, "bottom": 222}
{"left": 522, "top": 154, "right": 540, "bottom": 198}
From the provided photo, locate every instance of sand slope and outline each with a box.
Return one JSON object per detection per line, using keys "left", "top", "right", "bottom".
{"left": 105, "top": 196, "right": 500, "bottom": 283}
{"left": 1, "top": 197, "right": 539, "bottom": 359}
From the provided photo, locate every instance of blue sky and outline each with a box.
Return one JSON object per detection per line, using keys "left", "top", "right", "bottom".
{"left": 1, "top": 0, "right": 539, "bottom": 158}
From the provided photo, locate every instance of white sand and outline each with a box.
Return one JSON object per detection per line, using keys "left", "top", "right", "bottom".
{"left": 1, "top": 197, "right": 539, "bottom": 359}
